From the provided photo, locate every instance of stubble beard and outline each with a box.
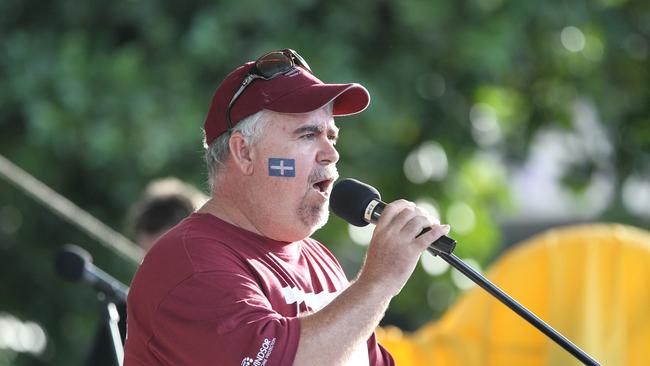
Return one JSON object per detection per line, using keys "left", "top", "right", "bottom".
{"left": 297, "top": 164, "right": 337, "bottom": 234}
{"left": 297, "top": 194, "right": 330, "bottom": 233}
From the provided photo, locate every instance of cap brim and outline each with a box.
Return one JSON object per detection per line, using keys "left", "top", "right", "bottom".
{"left": 264, "top": 83, "right": 370, "bottom": 117}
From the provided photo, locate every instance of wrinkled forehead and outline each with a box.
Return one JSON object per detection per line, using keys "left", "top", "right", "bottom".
{"left": 265, "top": 107, "right": 338, "bottom": 133}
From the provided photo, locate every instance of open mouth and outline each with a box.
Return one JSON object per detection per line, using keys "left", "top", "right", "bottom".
{"left": 312, "top": 178, "right": 334, "bottom": 194}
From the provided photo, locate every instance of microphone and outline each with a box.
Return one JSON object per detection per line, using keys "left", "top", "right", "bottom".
{"left": 55, "top": 244, "right": 129, "bottom": 303}
{"left": 330, "top": 178, "right": 456, "bottom": 255}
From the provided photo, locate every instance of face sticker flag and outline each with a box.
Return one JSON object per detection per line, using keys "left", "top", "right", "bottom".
{"left": 268, "top": 158, "right": 295, "bottom": 177}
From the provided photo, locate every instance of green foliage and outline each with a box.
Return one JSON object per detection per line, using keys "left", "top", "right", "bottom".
{"left": 1, "top": 0, "right": 649, "bottom": 364}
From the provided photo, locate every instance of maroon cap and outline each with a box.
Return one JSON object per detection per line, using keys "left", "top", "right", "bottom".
{"left": 203, "top": 61, "right": 370, "bottom": 145}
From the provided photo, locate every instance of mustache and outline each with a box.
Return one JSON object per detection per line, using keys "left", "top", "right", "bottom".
{"left": 308, "top": 165, "right": 339, "bottom": 185}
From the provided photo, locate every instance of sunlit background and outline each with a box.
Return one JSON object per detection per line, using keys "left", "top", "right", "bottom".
{"left": 1, "top": 0, "right": 649, "bottom": 364}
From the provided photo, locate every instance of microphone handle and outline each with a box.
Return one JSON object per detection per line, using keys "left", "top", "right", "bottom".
{"left": 417, "top": 227, "right": 457, "bottom": 255}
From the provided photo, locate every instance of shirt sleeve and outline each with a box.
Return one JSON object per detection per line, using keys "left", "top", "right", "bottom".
{"left": 368, "top": 333, "right": 395, "bottom": 366}
{"left": 148, "top": 270, "right": 300, "bottom": 366}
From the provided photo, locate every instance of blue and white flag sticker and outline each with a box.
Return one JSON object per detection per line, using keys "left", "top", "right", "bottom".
{"left": 268, "top": 158, "right": 295, "bottom": 177}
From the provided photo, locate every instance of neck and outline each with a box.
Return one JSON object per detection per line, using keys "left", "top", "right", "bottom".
{"left": 198, "top": 180, "right": 264, "bottom": 236}
{"left": 200, "top": 171, "right": 314, "bottom": 243}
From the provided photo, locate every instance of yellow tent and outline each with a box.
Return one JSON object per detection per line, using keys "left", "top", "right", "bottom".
{"left": 378, "top": 224, "right": 650, "bottom": 366}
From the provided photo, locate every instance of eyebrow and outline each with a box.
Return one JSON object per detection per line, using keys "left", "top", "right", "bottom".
{"left": 292, "top": 124, "right": 339, "bottom": 137}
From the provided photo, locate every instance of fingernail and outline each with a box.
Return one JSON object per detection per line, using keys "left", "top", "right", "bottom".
{"left": 442, "top": 224, "right": 450, "bottom": 234}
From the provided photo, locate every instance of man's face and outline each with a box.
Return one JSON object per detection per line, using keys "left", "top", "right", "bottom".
{"left": 245, "top": 106, "right": 340, "bottom": 242}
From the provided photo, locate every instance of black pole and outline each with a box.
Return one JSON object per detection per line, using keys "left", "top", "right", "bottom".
{"left": 430, "top": 248, "right": 600, "bottom": 366}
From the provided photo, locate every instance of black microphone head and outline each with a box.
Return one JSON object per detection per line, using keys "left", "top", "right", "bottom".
{"left": 55, "top": 244, "right": 91, "bottom": 282}
{"left": 330, "top": 178, "right": 381, "bottom": 227}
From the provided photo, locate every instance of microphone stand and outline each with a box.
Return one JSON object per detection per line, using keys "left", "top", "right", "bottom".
{"left": 55, "top": 244, "right": 126, "bottom": 365}
{"left": 427, "top": 239, "right": 600, "bottom": 366}
{"left": 99, "top": 294, "right": 124, "bottom": 366}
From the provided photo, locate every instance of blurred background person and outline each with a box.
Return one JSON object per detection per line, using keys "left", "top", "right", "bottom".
{"left": 85, "top": 177, "right": 207, "bottom": 366}
{"left": 127, "top": 177, "right": 208, "bottom": 252}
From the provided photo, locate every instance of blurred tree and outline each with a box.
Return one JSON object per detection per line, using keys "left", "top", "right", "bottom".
{"left": 1, "top": 0, "right": 648, "bottom": 364}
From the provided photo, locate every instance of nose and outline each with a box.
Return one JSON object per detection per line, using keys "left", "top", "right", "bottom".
{"left": 317, "top": 138, "right": 339, "bottom": 165}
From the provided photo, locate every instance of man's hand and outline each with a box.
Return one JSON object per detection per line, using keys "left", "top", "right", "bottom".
{"left": 358, "top": 199, "right": 450, "bottom": 296}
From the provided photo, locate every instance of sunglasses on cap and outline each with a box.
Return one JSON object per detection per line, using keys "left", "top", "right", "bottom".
{"left": 225, "top": 49, "right": 312, "bottom": 130}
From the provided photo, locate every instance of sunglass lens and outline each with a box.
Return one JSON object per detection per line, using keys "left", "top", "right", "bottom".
{"left": 256, "top": 52, "right": 293, "bottom": 78}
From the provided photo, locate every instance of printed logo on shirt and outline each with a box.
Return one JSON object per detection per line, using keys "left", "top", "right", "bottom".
{"left": 280, "top": 286, "right": 370, "bottom": 365}
{"left": 281, "top": 286, "right": 340, "bottom": 311}
{"left": 241, "top": 338, "right": 276, "bottom": 366}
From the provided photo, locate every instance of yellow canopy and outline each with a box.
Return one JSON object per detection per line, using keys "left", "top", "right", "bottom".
{"left": 378, "top": 224, "right": 650, "bottom": 366}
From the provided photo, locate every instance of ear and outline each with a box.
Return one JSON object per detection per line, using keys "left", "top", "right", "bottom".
{"left": 228, "top": 133, "right": 256, "bottom": 175}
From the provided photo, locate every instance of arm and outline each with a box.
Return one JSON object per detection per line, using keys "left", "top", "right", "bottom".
{"left": 293, "top": 200, "right": 450, "bottom": 366}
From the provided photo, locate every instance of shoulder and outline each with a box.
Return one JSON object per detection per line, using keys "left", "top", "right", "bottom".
{"left": 302, "top": 237, "right": 340, "bottom": 263}
{"left": 146, "top": 213, "right": 253, "bottom": 275}
{"left": 128, "top": 215, "right": 264, "bottom": 315}
{"left": 131, "top": 215, "right": 251, "bottom": 293}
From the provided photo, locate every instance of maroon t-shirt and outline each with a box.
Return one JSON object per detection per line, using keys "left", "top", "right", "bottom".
{"left": 124, "top": 213, "right": 394, "bottom": 365}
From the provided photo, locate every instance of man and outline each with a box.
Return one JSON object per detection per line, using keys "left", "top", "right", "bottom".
{"left": 124, "top": 49, "right": 450, "bottom": 365}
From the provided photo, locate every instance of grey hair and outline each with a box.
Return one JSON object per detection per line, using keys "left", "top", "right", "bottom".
{"left": 204, "top": 110, "right": 270, "bottom": 190}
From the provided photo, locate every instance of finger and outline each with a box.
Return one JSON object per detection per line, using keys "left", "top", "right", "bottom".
{"left": 401, "top": 206, "right": 437, "bottom": 237}
{"left": 414, "top": 224, "right": 451, "bottom": 251}
{"left": 401, "top": 215, "right": 434, "bottom": 239}
{"left": 408, "top": 204, "right": 439, "bottom": 226}
{"left": 379, "top": 200, "right": 416, "bottom": 227}
{"left": 391, "top": 206, "right": 423, "bottom": 232}
{"left": 427, "top": 213, "right": 440, "bottom": 226}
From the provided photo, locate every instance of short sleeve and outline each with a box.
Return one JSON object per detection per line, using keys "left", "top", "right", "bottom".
{"left": 148, "top": 270, "right": 300, "bottom": 366}
{"left": 369, "top": 335, "right": 395, "bottom": 366}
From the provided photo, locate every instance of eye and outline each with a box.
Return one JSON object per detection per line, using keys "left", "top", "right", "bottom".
{"left": 302, "top": 133, "right": 316, "bottom": 140}
{"left": 328, "top": 134, "right": 338, "bottom": 145}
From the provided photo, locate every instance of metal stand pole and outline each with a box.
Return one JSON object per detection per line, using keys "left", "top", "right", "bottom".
{"left": 104, "top": 301, "right": 124, "bottom": 366}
